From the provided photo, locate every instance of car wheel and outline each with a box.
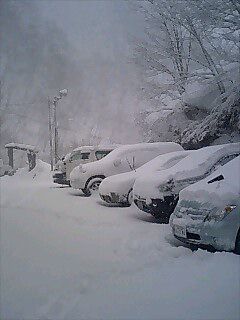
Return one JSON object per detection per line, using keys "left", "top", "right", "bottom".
{"left": 82, "top": 188, "right": 91, "bottom": 197}
{"left": 85, "top": 177, "right": 103, "bottom": 196}
{"left": 234, "top": 229, "right": 240, "bottom": 255}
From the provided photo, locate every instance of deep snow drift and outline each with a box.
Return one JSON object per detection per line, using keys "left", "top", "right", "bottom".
{"left": 0, "top": 161, "right": 239, "bottom": 319}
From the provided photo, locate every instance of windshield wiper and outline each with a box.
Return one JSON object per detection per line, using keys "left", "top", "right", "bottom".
{"left": 207, "top": 174, "right": 224, "bottom": 184}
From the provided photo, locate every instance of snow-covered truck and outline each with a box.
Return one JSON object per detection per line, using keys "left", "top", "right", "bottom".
{"left": 52, "top": 145, "right": 116, "bottom": 185}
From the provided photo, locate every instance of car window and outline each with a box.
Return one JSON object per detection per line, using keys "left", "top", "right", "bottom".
{"left": 70, "top": 151, "right": 82, "bottom": 161}
{"left": 95, "top": 150, "right": 111, "bottom": 160}
{"left": 81, "top": 152, "right": 90, "bottom": 160}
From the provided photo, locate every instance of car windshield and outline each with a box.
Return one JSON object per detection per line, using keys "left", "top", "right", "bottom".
{"left": 95, "top": 150, "right": 111, "bottom": 160}
{"left": 137, "top": 151, "right": 190, "bottom": 174}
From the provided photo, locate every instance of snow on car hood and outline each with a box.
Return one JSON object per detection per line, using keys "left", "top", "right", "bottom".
{"left": 99, "top": 171, "right": 136, "bottom": 195}
{"left": 133, "top": 143, "right": 240, "bottom": 199}
{"left": 179, "top": 156, "right": 240, "bottom": 208}
{"left": 69, "top": 165, "right": 83, "bottom": 181}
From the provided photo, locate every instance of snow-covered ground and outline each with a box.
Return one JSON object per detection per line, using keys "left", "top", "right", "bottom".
{"left": 1, "top": 161, "right": 239, "bottom": 320}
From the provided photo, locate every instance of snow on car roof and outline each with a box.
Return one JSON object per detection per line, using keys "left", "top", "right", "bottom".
{"left": 72, "top": 145, "right": 118, "bottom": 153}
{"left": 101, "top": 142, "right": 183, "bottom": 160}
{"left": 137, "top": 143, "right": 240, "bottom": 187}
{"left": 136, "top": 149, "right": 191, "bottom": 173}
{"left": 72, "top": 146, "right": 94, "bottom": 152}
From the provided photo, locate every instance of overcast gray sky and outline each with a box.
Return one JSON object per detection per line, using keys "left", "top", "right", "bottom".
{"left": 37, "top": 0, "right": 143, "bottom": 61}
{"left": 1, "top": 0, "right": 145, "bottom": 154}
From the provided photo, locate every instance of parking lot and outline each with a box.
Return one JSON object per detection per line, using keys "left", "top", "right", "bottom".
{"left": 1, "top": 162, "right": 239, "bottom": 320}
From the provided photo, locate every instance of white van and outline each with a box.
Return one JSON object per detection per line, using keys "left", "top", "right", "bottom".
{"left": 52, "top": 145, "right": 116, "bottom": 185}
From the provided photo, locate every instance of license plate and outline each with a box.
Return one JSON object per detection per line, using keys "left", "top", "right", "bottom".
{"left": 174, "top": 225, "right": 186, "bottom": 238}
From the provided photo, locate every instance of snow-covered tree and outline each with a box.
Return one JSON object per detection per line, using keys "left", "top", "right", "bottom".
{"left": 133, "top": 0, "right": 240, "bottom": 148}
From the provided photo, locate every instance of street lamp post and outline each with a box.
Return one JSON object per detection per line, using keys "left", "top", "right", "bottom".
{"left": 48, "top": 89, "right": 68, "bottom": 170}
{"left": 48, "top": 98, "right": 54, "bottom": 171}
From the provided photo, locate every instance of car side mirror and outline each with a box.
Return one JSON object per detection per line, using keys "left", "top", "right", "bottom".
{"left": 207, "top": 174, "right": 224, "bottom": 184}
{"left": 113, "top": 159, "right": 122, "bottom": 167}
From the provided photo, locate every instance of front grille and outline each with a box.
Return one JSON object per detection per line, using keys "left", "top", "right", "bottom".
{"left": 134, "top": 196, "right": 179, "bottom": 221}
{"left": 187, "top": 232, "right": 201, "bottom": 240}
{"left": 134, "top": 199, "right": 151, "bottom": 213}
{"left": 53, "top": 172, "right": 65, "bottom": 179}
{"left": 100, "top": 194, "right": 112, "bottom": 203}
{"left": 175, "top": 200, "right": 217, "bottom": 221}
{"left": 110, "top": 192, "right": 119, "bottom": 203}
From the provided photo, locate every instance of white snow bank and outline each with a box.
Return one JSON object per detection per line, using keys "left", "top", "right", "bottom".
{"left": 5, "top": 160, "right": 51, "bottom": 183}
{"left": 1, "top": 170, "right": 239, "bottom": 320}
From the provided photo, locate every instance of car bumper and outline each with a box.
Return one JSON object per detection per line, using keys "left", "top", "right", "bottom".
{"left": 134, "top": 195, "right": 178, "bottom": 221}
{"left": 70, "top": 178, "right": 84, "bottom": 189}
{"left": 100, "top": 192, "right": 127, "bottom": 205}
{"left": 171, "top": 218, "right": 236, "bottom": 252}
{"left": 52, "top": 172, "right": 69, "bottom": 185}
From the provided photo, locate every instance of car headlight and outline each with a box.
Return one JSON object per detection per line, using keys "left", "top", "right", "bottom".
{"left": 76, "top": 165, "right": 86, "bottom": 174}
{"left": 205, "top": 205, "right": 237, "bottom": 222}
{"left": 158, "top": 179, "right": 175, "bottom": 193}
{"left": 81, "top": 167, "right": 87, "bottom": 173}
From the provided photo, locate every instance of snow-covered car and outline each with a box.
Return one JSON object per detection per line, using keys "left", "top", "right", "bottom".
{"left": 0, "top": 158, "right": 13, "bottom": 177}
{"left": 70, "top": 142, "right": 183, "bottom": 196}
{"left": 99, "top": 149, "right": 190, "bottom": 206}
{"left": 133, "top": 143, "right": 240, "bottom": 223}
{"left": 52, "top": 145, "right": 116, "bottom": 185}
{"left": 170, "top": 156, "right": 240, "bottom": 253}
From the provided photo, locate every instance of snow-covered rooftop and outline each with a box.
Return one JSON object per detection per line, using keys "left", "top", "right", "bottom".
{"left": 5, "top": 143, "right": 39, "bottom": 153}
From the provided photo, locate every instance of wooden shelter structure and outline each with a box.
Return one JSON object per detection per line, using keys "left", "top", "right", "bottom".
{"left": 5, "top": 143, "right": 39, "bottom": 171}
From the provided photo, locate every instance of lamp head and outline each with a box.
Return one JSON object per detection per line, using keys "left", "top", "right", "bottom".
{"left": 59, "top": 89, "right": 68, "bottom": 97}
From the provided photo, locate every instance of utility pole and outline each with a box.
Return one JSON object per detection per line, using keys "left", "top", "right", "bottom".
{"left": 48, "top": 89, "right": 68, "bottom": 169}
{"left": 53, "top": 99, "right": 58, "bottom": 166}
{"left": 48, "top": 98, "right": 54, "bottom": 171}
